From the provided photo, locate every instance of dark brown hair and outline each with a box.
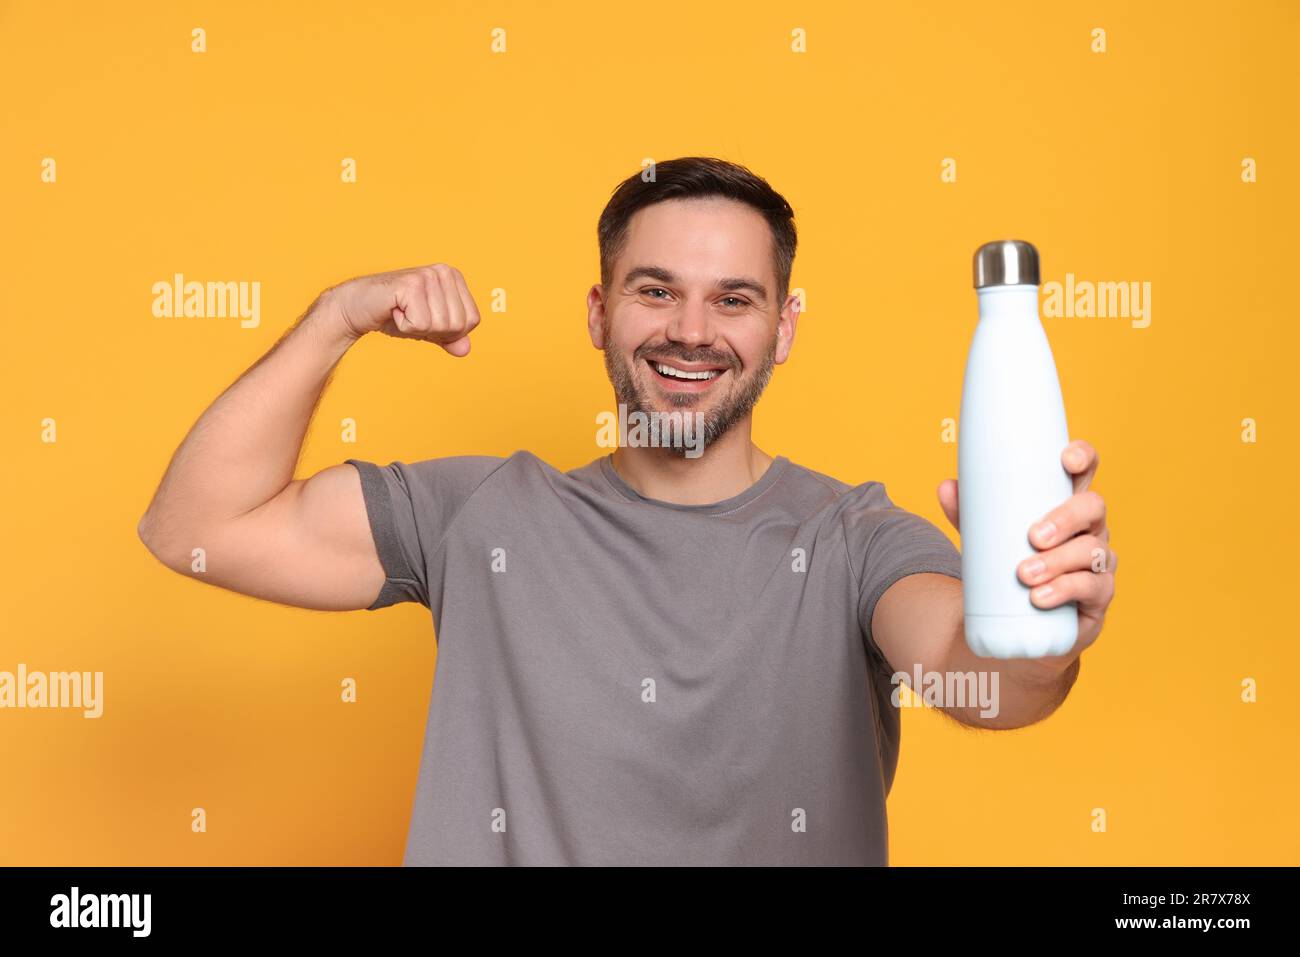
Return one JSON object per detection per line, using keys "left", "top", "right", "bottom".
{"left": 597, "top": 156, "right": 797, "bottom": 305}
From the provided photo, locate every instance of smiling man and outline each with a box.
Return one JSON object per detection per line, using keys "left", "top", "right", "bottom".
{"left": 137, "top": 156, "right": 1117, "bottom": 866}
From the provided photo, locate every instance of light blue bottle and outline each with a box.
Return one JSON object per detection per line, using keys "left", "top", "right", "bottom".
{"left": 959, "top": 240, "right": 1078, "bottom": 659}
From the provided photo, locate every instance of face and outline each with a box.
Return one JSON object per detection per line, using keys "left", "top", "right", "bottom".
{"left": 588, "top": 197, "right": 799, "bottom": 456}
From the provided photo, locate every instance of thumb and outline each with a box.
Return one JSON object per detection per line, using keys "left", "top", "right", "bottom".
{"left": 937, "top": 478, "right": 960, "bottom": 532}
{"left": 439, "top": 335, "right": 472, "bottom": 358}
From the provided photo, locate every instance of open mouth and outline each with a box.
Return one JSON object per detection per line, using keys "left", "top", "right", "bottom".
{"left": 645, "top": 358, "right": 729, "bottom": 391}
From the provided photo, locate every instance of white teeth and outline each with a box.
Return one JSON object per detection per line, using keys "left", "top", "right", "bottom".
{"left": 654, "top": 361, "right": 720, "bottom": 381}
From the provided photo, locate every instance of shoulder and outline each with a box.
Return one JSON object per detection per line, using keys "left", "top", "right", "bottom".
{"left": 355, "top": 453, "right": 512, "bottom": 489}
{"left": 783, "top": 460, "right": 952, "bottom": 557}
{"left": 402, "top": 449, "right": 596, "bottom": 504}
{"left": 780, "top": 458, "right": 894, "bottom": 516}
{"left": 351, "top": 449, "right": 584, "bottom": 496}
{"left": 346, "top": 453, "right": 524, "bottom": 518}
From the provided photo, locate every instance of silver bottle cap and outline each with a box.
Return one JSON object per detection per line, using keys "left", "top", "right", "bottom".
{"left": 973, "top": 240, "right": 1039, "bottom": 288}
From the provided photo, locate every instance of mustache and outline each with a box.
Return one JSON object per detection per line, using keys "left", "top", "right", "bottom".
{"left": 634, "top": 345, "right": 737, "bottom": 368}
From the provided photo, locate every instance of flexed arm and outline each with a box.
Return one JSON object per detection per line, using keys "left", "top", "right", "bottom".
{"left": 137, "top": 264, "right": 481, "bottom": 610}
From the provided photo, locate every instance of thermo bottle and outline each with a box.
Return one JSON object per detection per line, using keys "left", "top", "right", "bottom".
{"left": 958, "top": 240, "right": 1078, "bottom": 659}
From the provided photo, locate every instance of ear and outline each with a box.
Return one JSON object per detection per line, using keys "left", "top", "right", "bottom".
{"left": 774, "top": 290, "right": 801, "bottom": 364}
{"left": 587, "top": 284, "right": 608, "bottom": 349}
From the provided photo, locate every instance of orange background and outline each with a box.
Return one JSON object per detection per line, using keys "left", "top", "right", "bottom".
{"left": 1, "top": 0, "right": 1296, "bottom": 864}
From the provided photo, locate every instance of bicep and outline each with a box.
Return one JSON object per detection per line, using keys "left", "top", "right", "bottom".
{"left": 197, "top": 464, "right": 386, "bottom": 611}
{"left": 870, "top": 572, "right": 964, "bottom": 677}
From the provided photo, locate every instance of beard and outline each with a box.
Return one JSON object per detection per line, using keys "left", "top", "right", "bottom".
{"left": 602, "top": 326, "right": 777, "bottom": 458}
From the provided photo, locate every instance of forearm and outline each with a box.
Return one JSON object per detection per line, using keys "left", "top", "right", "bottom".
{"left": 941, "top": 622, "right": 1082, "bottom": 730}
{"left": 139, "top": 289, "right": 356, "bottom": 547}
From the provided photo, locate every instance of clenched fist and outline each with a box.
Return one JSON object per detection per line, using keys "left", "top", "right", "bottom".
{"left": 328, "top": 263, "right": 481, "bottom": 356}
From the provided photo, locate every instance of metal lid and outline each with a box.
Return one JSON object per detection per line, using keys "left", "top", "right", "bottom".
{"left": 973, "top": 240, "right": 1039, "bottom": 288}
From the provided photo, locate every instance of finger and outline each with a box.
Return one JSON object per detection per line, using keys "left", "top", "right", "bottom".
{"left": 394, "top": 279, "right": 433, "bottom": 335}
{"left": 1017, "top": 534, "right": 1113, "bottom": 586}
{"left": 435, "top": 265, "right": 467, "bottom": 336}
{"left": 1029, "top": 489, "right": 1106, "bottom": 549}
{"left": 937, "top": 478, "right": 959, "bottom": 530}
{"left": 440, "top": 334, "right": 472, "bottom": 358}
{"left": 1062, "top": 439, "right": 1099, "bottom": 494}
{"left": 1028, "top": 567, "right": 1114, "bottom": 613}
{"left": 449, "top": 266, "right": 481, "bottom": 333}
{"left": 424, "top": 268, "right": 451, "bottom": 334}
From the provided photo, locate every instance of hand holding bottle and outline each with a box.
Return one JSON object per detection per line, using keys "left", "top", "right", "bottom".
{"left": 938, "top": 437, "right": 1117, "bottom": 669}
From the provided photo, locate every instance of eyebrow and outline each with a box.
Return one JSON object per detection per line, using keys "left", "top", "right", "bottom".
{"left": 622, "top": 265, "right": 769, "bottom": 305}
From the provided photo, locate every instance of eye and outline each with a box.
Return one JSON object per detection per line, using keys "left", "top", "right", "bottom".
{"left": 720, "top": 296, "right": 749, "bottom": 309}
{"left": 642, "top": 287, "right": 672, "bottom": 300}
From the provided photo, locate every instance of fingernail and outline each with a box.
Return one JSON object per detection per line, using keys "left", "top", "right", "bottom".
{"left": 1022, "top": 558, "right": 1046, "bottom": 580}
{"left": 1033, "top": 584, "right": 1054, "bottom": 602}
{"left": 1033, "top": 521, "right": 1057, "bottom": 544}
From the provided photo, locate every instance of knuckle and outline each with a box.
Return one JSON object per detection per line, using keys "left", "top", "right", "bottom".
{"left": 1085, "top": 544, "right": 1109, "bottom": 573}
{"left": 1035, "top": 577, "right": 1067, "bottom": 604}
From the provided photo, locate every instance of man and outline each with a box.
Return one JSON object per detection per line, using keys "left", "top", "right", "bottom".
{"left": 138, "top": 156, "right": 1117, "bottom": 865}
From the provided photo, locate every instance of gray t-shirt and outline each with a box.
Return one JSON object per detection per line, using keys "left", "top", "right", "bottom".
{"left": 344, "top": 450, "right": 962, "bottom": 865}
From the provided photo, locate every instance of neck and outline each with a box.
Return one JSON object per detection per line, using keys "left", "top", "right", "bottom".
{"left": 609, "top": 415, "right": 775, "bottom": 505}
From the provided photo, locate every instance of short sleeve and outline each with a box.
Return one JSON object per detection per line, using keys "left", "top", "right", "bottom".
{"left": 345, "top": 456, "right": 506, "bottom": 610}
{"left": 841, "top": 483, "right": 963, "bottom": 673}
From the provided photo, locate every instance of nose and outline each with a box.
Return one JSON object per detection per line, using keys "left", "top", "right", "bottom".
{"left": 664, "top": 297, "right": 716, "bottom": 352}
